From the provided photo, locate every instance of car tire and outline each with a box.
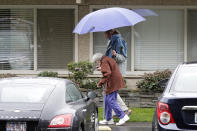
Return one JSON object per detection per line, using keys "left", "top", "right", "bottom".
{"left": 93, "top": 112, "right": 99, "bottom": 131}
{"left": 152, "top": 111, "right": 158, "bottom": 131}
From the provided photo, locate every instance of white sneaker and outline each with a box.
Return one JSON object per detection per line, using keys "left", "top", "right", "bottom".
{"left": 99, "top": 119, "right": 114, "bottom": 125}
{"left": 116, "top": 115, "right": 130, "bottom": 126}
{"left": 107, "top": 119, "right": 114, "bottom": 125}
{"left": 123, "top": 114, "right": 130, "bottom": 122}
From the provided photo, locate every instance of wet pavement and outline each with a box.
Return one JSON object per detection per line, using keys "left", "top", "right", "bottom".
{"left": 102, "top": 122, "right": 152, "bottom": 131}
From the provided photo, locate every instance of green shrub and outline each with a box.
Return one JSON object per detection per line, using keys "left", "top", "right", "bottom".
{"left": 0, "top": 74, "right": 16, "bottom": 78}
{"left": 136, "top": 69, "right": 172, "bottom": 93}
{"left": 67, "top": 61, "right": 98, "bottom": 89}
{"left": 38, "top": 71, "right": 58, "bottom": 77}
{"left": 80, "top": 79, "right": 100, "bottom": 90}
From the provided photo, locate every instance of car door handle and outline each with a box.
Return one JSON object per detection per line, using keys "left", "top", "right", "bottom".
{"left": 182, "top": 106, "right": 197, "bottom": 110}
{"left": 82, "top": 109, "right": 87, "bottom": 112}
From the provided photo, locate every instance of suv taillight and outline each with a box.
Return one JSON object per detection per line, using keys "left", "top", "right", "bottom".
{"left": 157, "top": 102, "right": 175, "bottom": 125}
{"left": 48, "top": 114, "right": 72, "bottom": 128}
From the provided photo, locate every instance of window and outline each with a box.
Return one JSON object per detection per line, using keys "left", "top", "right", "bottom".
{"left": 0, "top": 9, "right": 34, "bottom": 70}
{"left": 0, "top": 84, "right": 53, "bottom": 103}
{"left": 172, "top": 66, "right": 197, "bottom": 92}
{"left": 93, "top": 27, "right": 131, "bottom": 70}
{"left": 134, "top": 9, "right": 184, "bottom": 71}
{"left": 188, "top": 10, "right": 197, "bottom": 62}
{"left": 37, "top": 9, "right": 74, "bottom": 69}
{"left": 66, "top": 83, "right": 82, "bottom": 103}
{"left": 93, "top": 8, "right": 185, "bottom": 72}
{"left": 0, "top": 7, "right": 75, "bottom": 71}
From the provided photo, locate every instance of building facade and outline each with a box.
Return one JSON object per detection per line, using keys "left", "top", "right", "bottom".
{"left": 0, "top": 0, "right": 197, "bottom": 89}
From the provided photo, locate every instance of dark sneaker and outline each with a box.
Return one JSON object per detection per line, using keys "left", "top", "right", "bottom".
{"left": 124, "top": 109, "right": 132, "bottom": 116}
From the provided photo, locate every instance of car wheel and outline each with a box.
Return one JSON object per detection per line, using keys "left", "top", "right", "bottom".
{"left": 152, "top": 111, "right": 158, "bottom": 131}
{"left": 93, "top": 112, "right": 99, "bottom": 131}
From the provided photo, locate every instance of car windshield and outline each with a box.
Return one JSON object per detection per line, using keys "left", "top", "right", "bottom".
{"left": 0, "top": 84, "right": 54, "bottom": 103}
{"left": 172, "top": 66, "right": 197, "bottom": 92}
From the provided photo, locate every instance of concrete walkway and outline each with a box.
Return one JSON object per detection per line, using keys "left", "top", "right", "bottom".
{"left": 99, "top": 122, "right": 152, "bottom": 131}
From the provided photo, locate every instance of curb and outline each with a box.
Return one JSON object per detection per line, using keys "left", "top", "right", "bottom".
{"left": 99, "top": 126, "right": 112, "bottom": 131}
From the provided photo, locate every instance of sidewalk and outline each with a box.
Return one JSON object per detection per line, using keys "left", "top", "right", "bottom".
{"left": 99, "top": 122, "right": 152, "bottom": 131}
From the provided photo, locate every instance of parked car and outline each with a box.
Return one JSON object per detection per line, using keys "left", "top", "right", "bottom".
{"left": 0, "top": 77, "right": 98, "bottom": 131}
{"left": 152, "top": 62, "right": 197, "bottom": 131}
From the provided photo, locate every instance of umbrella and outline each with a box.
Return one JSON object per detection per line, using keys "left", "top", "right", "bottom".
{"left": 73, "top": 7, "right": 146, "bottom": 34}
{"left": 133, "top": 9, "right": 158, "bottom": 16}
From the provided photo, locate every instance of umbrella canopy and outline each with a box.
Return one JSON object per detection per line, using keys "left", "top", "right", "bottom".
{"left": 73, "top": 7, "right": 146, "bottom": 34}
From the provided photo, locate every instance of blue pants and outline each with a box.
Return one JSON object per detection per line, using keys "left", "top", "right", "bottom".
{"left": 105, "top": 91, "right": 125, "bottom": 121}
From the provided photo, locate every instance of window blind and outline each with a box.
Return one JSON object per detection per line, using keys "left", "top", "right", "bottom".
{"left": 37, "top": 9, "right": 74, "bottom": 69}
{"left": 188, "top": 10, "right": 197, "bottom": 62}
{"left": 0, "top": 9, "right": 34, "bottom": 70}
{"left": 134, "top": 10, "right": 184, "bottom": 71}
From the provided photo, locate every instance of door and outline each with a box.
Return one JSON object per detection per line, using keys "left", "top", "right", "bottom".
{"left": 66, "top": 83, "right": 94, "bottom": 130}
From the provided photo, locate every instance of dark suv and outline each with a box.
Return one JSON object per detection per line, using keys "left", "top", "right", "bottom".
{"left": 152, "top": 62, "right": 197, "bottom": 131}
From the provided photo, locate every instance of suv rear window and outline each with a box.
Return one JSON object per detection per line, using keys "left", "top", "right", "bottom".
{"left": 172, "top": 66, "right": 197, "bottom": 92}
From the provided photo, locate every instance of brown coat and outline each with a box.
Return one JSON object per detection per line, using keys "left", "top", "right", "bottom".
{"left": 98, "top": 56, "right": 125, "bottom": 95}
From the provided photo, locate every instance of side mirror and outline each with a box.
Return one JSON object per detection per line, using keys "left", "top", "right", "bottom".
{"left": 87, "top": 91, "right": 97, "bottom": 100}
{"left": 158, "top": 79, "right": 169, "bottom": 88}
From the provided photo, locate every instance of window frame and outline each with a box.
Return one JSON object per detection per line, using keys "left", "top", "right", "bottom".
{"left": 0, "top": 5, "right": 78, "bottom": 74}
{"left": 89, "top": 5, "right": 188, "bottom": 76}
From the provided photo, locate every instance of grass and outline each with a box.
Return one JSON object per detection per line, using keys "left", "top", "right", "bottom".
{"left": 98, "top": 107, "right": 155, "bottom": 122}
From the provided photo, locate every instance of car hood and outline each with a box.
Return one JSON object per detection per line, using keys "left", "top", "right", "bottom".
{"left": 0, "top": 103, "right": 44, "bottom": 120}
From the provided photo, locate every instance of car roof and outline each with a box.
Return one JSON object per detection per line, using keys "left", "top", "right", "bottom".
{"left": 181, "top": 62, "right": 197, "bottom": 67}
{"left": 0, "top": 77, "right": 70, "bottom": 86}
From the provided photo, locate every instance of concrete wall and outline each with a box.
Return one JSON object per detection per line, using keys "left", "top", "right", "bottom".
{"left": 0, "top": 0, "right": 197, "bottom": 5}
{"left": 126, "top": 78, "right": 142, "bottom": 90}
{"left": 85, "top": 0, "right": 197, "bottom": 5}
{"left": 80, "top": 88, "right": 161, "bottom": 108}
{"left": 78, "top": 5, "right": 90, "bottom": 61}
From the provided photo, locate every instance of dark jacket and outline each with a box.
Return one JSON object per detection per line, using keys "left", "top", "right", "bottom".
{"left": 105, "top": 34, "right": 127, "bottom": 76}
{"left": 98, "top": 56, "right": 125, "bottom": 95}
{"left": 105, "top": 34, "right": 127, "bottom": 58}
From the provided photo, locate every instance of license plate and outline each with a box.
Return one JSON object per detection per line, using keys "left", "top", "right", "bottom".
{"left": 6, "top": 122, "right": 26, "bottom": 131}
{"left": 195, "top": 113, "right": 197, "bottom": 123}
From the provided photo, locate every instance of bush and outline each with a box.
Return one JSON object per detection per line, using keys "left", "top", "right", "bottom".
{"left": 38, "top": 71, "right": 58, "bottom": 77}
{"left": 80, "top": 79, "right": 100, "bottom": 90}
{"left": 67, "top": 61, "right": 98, "bottom": 89}
{"left": 0, "top": 74, "right": 16, "bottom": 78}
{"left": 136, "top": 69, "right": 172, "bottom": 93}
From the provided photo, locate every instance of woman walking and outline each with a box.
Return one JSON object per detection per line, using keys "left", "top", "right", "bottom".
{"left": 104, "top": 29, "right": 132, "bottom": 117}
{"left": 92, "top": 53, "right": 129, "bottom": 126}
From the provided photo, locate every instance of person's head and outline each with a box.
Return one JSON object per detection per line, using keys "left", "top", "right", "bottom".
{"left": 92, "top": 53, "right": 103, "bottom": 70}
{"left": 104, "top": 29, "right": 120, "bottom": 39}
